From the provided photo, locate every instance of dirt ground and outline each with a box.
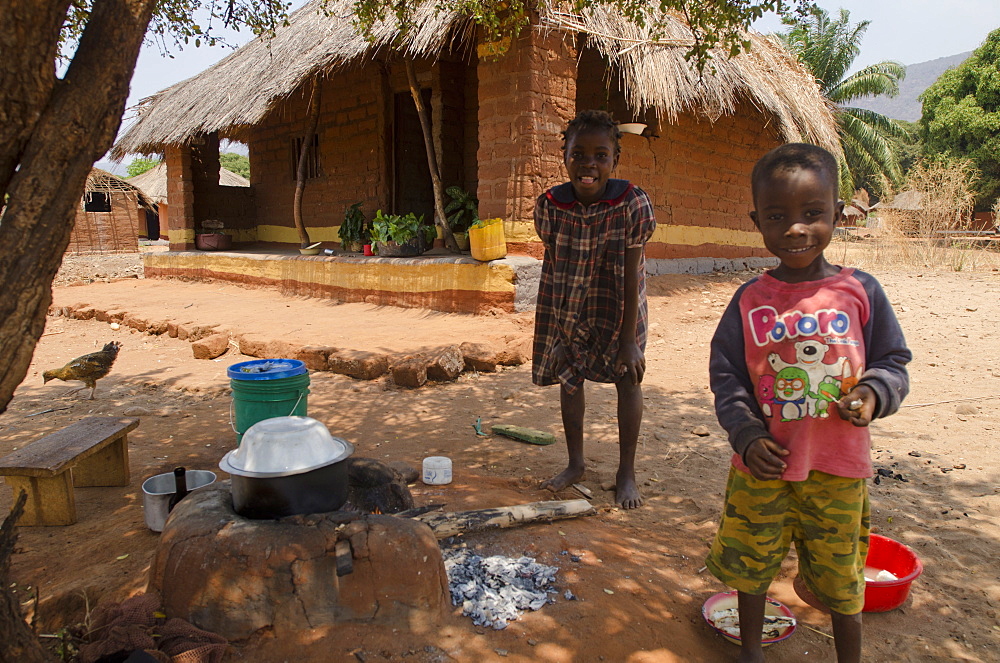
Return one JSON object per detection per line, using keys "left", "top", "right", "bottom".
{"left": 1, "top": 246, "right": 998, "bottom": 662}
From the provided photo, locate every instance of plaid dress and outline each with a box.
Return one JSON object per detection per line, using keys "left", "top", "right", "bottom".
{"left": 532, "top": 179, "right": 656, "bottom": 394}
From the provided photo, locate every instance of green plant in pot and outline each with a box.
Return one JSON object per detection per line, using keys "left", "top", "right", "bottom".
{"left": 370, "top": 210, "right": 434, "bottom": 257}
{"left": 444, "top": 186, "right": 478, "bottom": 251}
{"left": 339, "top": 202, "right": 367, "bottom": 252}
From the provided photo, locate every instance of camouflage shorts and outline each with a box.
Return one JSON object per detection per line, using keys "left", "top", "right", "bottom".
{"left": 705, "top": 466, "right": 869, "bottom": 615}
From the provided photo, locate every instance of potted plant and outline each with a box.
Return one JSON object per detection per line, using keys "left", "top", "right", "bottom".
{"left": 444, "top": 186, "right": 478, "bottom": 251}
{"left": 339, "top": 202, "right": 367, "bottom": 252}
{"left": 370, "top": 210, "right": 435, "bottom": 257}
{"left": 195, "top": 219, "right": 232, "bottom": 251}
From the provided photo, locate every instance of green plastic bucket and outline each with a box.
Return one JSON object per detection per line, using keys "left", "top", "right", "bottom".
{"left": 229, "top": 359, "right": 310, "bottom": 444}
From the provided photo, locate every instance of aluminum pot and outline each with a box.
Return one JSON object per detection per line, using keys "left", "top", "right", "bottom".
{"left": 219, "top": 416, "right": 354, "bottom": 519}
{"left": 141, "top": 469, "right": 217, "bottom": 532}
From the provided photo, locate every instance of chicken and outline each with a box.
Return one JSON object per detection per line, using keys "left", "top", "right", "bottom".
{"left": 42, "top": 341, "right": 121, "bottom": 399}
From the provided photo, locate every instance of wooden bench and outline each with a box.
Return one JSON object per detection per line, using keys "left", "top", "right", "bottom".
{"left": 0, "top": 417, "right": 139, "bottom": 526}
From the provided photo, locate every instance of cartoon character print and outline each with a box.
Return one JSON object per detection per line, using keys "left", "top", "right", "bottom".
{"left": 757, "top": 374, "right": 776, "bottom": 418}
{"left": 774, "top": 366, "right": 809, "bottom": 421}
{"left": 768, "top": 340, "right": 847, "bottom": 416}
{"left": 812, "top": 375, "right": 841, "bottom": 418}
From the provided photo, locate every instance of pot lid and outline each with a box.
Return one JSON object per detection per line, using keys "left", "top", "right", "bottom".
{"left": 227, "top": 359, "right": 307, "bottom": 381}
{"left": 220, "top": 416, "right": 353, "bottom": 478}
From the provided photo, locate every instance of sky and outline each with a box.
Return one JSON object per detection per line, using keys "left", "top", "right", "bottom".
{"left": 99, "top": 0, "right": 1000, "bottom": 174}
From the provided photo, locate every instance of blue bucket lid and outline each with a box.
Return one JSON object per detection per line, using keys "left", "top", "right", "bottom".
{"left": 228, "top": 359, "right": 307, "bottom": 380}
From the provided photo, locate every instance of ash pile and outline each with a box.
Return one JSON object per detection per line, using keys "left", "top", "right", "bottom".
{"left": 444, "top": 548, "right": 560, "bottom": 629}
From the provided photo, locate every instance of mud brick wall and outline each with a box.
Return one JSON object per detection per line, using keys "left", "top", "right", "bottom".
{"left": 476, "top": 24, "right": 578, "bottom": 254}
{"left": 165, "top": 144, "right": 196, "bottom": 250}
{"left": 248, "top": 68, "right": 387, "bottom": 243}
{"left": 625, "top": 103, "right": 780, "bottom": 261}
{"left": 68, "top": 192, "right": 140, "bottom": 254}
{"left": 575, "top": 48, "right": 781, "bottom": 263}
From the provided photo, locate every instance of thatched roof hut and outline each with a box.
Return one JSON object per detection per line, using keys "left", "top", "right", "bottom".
{"left": 114, "top": 1, "right": 838, "bottom": 157}
{"left": 127, "top": 163, "right": 249, "bottom": 205}
{"left": 69, "top": 169, "right": 156, "bottom": 254}
{"left": 85, "top": 168, "right": 154, "bottom": 210}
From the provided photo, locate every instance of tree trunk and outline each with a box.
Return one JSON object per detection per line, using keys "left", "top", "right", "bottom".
{"left": 0, "top": 0, "right": 157, "bottom": 415}
{"left": 405, "top": 60, "right": 459, "bottom": 252}
{"left": 0, "top": 492, "right": 52, "bottom": 662}
{"left": 292, "top": 79, "right": 321, "bottom": 248}
{"left": 413, "top": 499, "right": 595, "bottom": 539}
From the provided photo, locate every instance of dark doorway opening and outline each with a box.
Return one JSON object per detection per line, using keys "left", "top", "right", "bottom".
{"left": 84, "top": 192, "right": 112, "bottom": 213}
{"left": 393, "top": 89, "right": 434, "bottom": 222}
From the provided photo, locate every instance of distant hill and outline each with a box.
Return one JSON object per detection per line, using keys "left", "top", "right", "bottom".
{"left": 851, "top": 52, "right": 972, "bottom": 122}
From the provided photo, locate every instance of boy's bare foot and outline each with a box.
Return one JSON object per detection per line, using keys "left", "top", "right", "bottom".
{"left": 615, "top": 471, "right": 643, "bottom": 509}
{"left": 540, "top": 465, "right": 585, "bottom": 493}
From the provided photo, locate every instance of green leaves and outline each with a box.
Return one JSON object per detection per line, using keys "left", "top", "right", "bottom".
{"left": 339, "top": 202, "right": 368, "bottom": 242}
{"left": 778, "top": 6, "right": 907, "bottom": 195}
{"left": 220, "top": 152, "right": 250, "bottom": 178}
{"left": 370, "top": 209, "right": 427, "bottom": 245}
{"left": 444, "top": 186, "right": 478, "bottom": 232}
{"left": 351, "top": 0, "right": 811, "bottom": 69}
{"left": 921, "top": 28, "right": 1000, "bottom": 209}
{"left": 125, "top": 156, "right": 161, "bottom": 178}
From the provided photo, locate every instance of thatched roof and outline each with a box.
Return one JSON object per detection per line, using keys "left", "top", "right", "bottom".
{"left": 126, "top": 163, "right": 249, "bottom": 204}
{"left": 85, "top": 168, "right": 155, "bottom": 210}
{"left": 113, "top": 0, "right": 839, "bottom": 157}
{"left": 877, "top": 190, "right": 923, "bottom": 211}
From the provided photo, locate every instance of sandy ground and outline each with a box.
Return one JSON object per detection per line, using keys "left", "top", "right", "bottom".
{"left": 1, "top": 247, "right": 998, "bottom": 662}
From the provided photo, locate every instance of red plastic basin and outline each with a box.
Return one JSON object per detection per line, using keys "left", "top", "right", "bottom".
{"left": 863, "top": 534, "right": 923, "bottom": 612}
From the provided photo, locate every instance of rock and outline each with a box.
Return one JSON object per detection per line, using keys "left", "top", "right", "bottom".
{"left": 691, "top": 425, "right": 711, "bottom": 436}
{"left": 70, "top": 306, "right": 98, "bottom": 320}
{"left": 123, "top": 314, "right": 149, "bottom": 332}
{"left": 147, "top": 320, "right": 169, "bottom": 335}
{"left": 123, "top": 406, "right": 152, "bottom": 416}
{"left": 461, "top": 341, "right": 499, "bottom": 373}
{"left": 328, "top": 350, "right": 389, "bottom": 380}
{"left": 426, "top": 345, "right": 464, "bottom": 382}
{"left": 192, "top": 333, "right": 230, "bottom": 360}
{"left": 239, "top": 335, "right": 299, "bottom": 359}
{"left": 392, "top": 354, "right": 428, "bottom": 388}
{"left": 387, "top": 461, "right": 420, "bottom": 484}
{"left": 296, "top": 345, "right": 335, "bottom": 371}
{"left": 955, "top": 403, "right": 979, "bottom": 415}
{"left": 600, "top": 481, "right": 616, "bottom": 491}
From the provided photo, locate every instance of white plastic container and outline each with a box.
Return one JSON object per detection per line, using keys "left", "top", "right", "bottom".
{"left": 422, "top": 456, "right": 453, "bottom": 485}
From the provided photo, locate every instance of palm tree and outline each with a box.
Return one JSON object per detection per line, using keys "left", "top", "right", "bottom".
{"left": 778, "top": 7, "right": 908, "bottom": 197}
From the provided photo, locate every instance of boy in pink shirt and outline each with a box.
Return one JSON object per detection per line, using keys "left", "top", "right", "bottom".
{"left": 705, "top": 143, "right": 911, "bottom": 663}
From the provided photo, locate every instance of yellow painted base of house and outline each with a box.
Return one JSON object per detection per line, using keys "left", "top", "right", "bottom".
{"left": 143, "top": 250, "right": 537, "bottom": 314}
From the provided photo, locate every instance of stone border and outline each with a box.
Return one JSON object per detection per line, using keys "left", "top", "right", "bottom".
{"left": 47, "top": 303, "right": 529, "bottom": 389}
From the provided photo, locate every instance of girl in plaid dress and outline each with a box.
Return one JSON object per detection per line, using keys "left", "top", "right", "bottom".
{"left": 533, "top": 110, "right": 656, "bottom": 509}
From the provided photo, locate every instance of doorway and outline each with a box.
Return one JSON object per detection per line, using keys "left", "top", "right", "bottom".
{"left": 393, "top": 89, "right": 434, "bottom": 222}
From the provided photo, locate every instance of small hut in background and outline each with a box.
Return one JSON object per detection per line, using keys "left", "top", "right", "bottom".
{"left": 842, "top": 200, "right": 871, "bottom": 226}
{"left": 128, "top": 163, "right": 250, "bottom": 240}
{"left": 69, "top": 169, "right": 156, "bottom": 254}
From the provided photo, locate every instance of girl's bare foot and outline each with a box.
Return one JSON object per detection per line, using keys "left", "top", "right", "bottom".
{"left": 614, "top": 470, "right": 643, "bottom": 509}
{"left": 540, "top": 465, "right": 584, "bottom": 492}
{"left": 736, "top": 648, "right": 765, "bottom": 663}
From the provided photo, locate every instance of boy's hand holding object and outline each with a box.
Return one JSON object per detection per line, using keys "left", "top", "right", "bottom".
{"left": 836, "top": 385, "right": 877, "bottom": 427}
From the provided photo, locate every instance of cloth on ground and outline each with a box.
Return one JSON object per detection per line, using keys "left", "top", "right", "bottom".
{"left": 78, "top": 593, "right": 226, "bottom": 663}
